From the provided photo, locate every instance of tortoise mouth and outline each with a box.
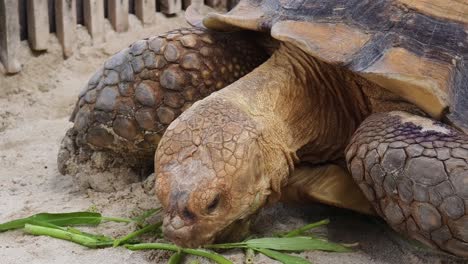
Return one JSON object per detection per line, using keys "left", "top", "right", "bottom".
{"left": 213, "top": 216, "right": 256, "bottom": 244}
{"left": 162, "top": 212, "right": 257, "bottom": 248}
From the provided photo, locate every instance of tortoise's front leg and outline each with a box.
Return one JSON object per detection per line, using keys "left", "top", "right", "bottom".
{"left": 345, "top": 111, "right": 468, "bottom": 257}
{"left": 58, "top": 27, "right": 266, "bottom": 176}
{"left": 281, "top": 164, "right": 374, "bottom": 215}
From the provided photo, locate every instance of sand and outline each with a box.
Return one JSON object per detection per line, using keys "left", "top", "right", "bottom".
{"left": 0, "top": 13, "right": 464, "bottom": 264}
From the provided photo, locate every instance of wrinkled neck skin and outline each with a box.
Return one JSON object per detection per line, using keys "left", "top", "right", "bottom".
{"left": 155, "top": 43, "right": 369, "bottom": 248}
{"left": 222, "top": 43, "right": 369, "bottom": 190}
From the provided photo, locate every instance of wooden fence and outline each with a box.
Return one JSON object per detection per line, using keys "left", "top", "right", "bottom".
{"left": 0, "top": 0, "right": 237, "bottom": 74}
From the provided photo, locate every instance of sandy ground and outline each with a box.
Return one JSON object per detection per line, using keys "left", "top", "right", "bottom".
{"left": 0, "top": 13, "right": 465, "bottom": 264}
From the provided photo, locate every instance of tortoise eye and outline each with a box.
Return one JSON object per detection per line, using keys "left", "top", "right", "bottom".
{"left": 207, "top": 194, "right": 221, "bottom": 213}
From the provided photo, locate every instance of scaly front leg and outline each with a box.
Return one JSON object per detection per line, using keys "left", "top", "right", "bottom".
{"left": 346, "top": 111, "right": 468, "bottom": 257}
{"left": 281, "top": 164, "right": 374, "bottom": 215}
{"left": 58, "top": 27, "right": 266, "bottom": 176}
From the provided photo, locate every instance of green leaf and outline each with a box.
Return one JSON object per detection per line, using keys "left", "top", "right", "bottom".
{"left": 245, "top": 237, "right": 351, "bottom": 252}
{"left": 126, "top": 243, "right": 233, "bottom": 264}
{"left": 206, "top": 237, "right": 351, "bottom": 252}
{"left": 281, "top": 219, "right": 330, "bottom": 238}
{"left": 168, "top": 251, "right": 184, "bottom": 264}
{"left": 253, "top": 248, "right": 311, "bottom": 264}
{"left": 0, "top": 212, "right": 103, "bottom": 232}
{"left": 254, "top": 248, "right": 311, "bottom": 264}
{"left": 27, "top": 220, "right": 68, "bottom": 230}
{"left": 0, "top": 211, "right": 138, "bottom": 233}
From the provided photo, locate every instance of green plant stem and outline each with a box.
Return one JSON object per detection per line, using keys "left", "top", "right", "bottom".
{"left": 113, "top": 222, "right": 162, "bottom": 247}
{"left": 126, "top": 243, "right": 233, "bottom": 264}
{"left": 245, "top": 248, "right": 255, "bottom": 264}
{"left": 204, "top": 242, "right": 245, "bottom": 249}
{"left": 281, "top": 219, "right": 330, "bottom": 237}
{"left": 65, "top": 227, "right": 114, "bottom": 242}
{"left": 133, "top": 208, "right": 162, "bottom": 226}
{"left": 24, "top": 224, "right": 112, "bottom": 248}
{"left": 101, "top": 216, "right": 134, "bottom": 223}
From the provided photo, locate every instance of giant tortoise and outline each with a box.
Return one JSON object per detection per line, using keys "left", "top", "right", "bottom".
{"left": 58, "top": 0, "right": 468, "bottom": 258}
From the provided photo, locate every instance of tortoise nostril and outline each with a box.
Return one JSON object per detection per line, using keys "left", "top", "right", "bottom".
{"left": 182, "top": 207, "right": 196, "bottom": 221}
{"left": 170, "top": 215, "right": 185, "bottom": 229}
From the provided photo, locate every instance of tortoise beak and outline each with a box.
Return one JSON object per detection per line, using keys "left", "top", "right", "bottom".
{"left": 213, "top": 217, "right": 254, "bottom": 244}
{"left": 162, "top": 212, "right": 256, "bottom": 248}
{"left": 162, "top": 214, "right": 215, "bottom": 248}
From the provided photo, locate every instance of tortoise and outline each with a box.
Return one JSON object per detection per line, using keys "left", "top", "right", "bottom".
{"left": 58, "top": 0, "right": 468, "bottom": 258}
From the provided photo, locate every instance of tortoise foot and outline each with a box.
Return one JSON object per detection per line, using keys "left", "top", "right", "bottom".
{"left": 346, "top": 111, "right": 468, "bottom": 258}
{"left": 58, "top": 27, "right": 266, "bottom": 177}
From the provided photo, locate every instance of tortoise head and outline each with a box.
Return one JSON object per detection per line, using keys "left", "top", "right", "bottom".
{"left": 155, "top": 98, "right": 273, "bottom": 248}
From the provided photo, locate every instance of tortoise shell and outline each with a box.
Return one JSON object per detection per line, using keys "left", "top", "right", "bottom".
{"left": 192, "top": 0, "right": 468, "bottom": 133}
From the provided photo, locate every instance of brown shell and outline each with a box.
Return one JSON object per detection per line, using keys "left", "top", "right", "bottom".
{"left": 200, "top": 0, "right": 468, "bottom": 133}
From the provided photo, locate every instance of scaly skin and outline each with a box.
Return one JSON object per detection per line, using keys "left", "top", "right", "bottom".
{"left": 58, "top": 28, "right": 266, "bottom": 175}
{"left": 155, "top": 43, "right": 372, "bottom": 247}
{"left": 156, "top": 40, "right": 468, "bottom": 258}
{"left": 156, "top": 98, "right": 265, "bottom": 246}
{"left": 346, "top": 111, "right": 468, "bottom": 257}
{"left": 60, "top": 26, "right": 468, "bottom": 258}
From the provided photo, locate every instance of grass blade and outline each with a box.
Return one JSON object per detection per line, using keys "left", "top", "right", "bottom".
{"left": 168, "top": 251, "right": 184, "bottom": 264}
{"left": 206, "top": 236, "right": 350, "bottom": 253}
{"left": 65, "top": 227, "right": 114, "bottom": 242}
{"left": 281, "top": 219, "right": 330, "bottom": 238}
{"left": 253, "top": 248, "right": 311, "bottom": 264}
{"left": 245, "top": 237, "right": 351, "bottom": 252}
{"left": 100, "top": 216, "right": 134, "bottom": 223}
{"left": 182, "top": 248, "right": 232, "bottom": 264}
{"left": 24, "top": 224, "right": 111, "bottom": 248}
{"left": 204, "top": 242, "right": 245, "bottom": 249}
{"left": 27, "top": 220, "right": 68, "bottom": 230}
{"left": 0, "top": 212, "right": 103, "bottom": 232}
{"left": 126, "top": 243, "right": 233, "bottom": 264}
{"left": 113, "top": 221, "right": 162, "bottom": 247}
{"left": 21, "top": 221, "right": 116, "bottom": 244}
{"left": 0, "top": 211, "right": 137, "bottom": 233}
{"left": 132, "top": 208, "right": 162, "bottom": 226}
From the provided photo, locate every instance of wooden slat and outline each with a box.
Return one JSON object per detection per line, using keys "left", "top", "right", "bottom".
{"left": 108, "top": 0, "right": 129, "bottom": 32}
{"left": 206, "top": 0, "right": 228, "bottom": 10}
{"left": 0, "top": 0, "right": 21, "bottom": 73}
{"left": 26, "top": 0, "right": 49, "bottom": 51}
{"left": 228, "top": 0, "right": 239, "bottom": 9}
{"left": 182, "top": 0, "right": 191, "bottom": 10}
{"left": 160, "top": 0, "right": 182, "bottom": 15}
{"left": 55, "top": 0, "right": 77, "bottom": 58}
{"left": 135, "top": 0, "right": 156, "bottom": 25}
{"left": 83, "top": 0, "right": 104, "bottom": 43}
